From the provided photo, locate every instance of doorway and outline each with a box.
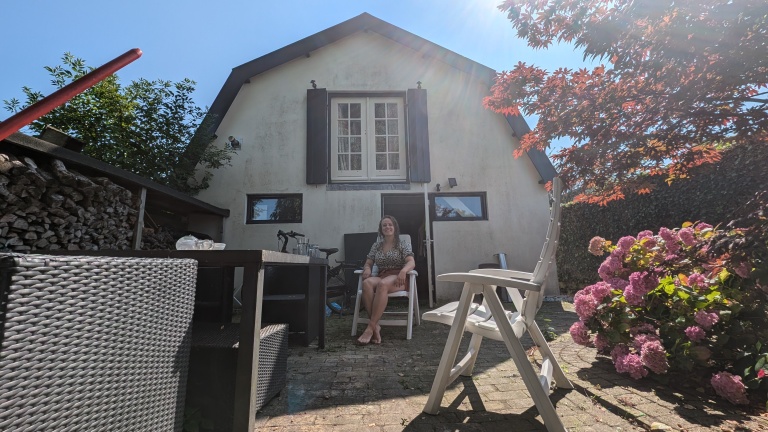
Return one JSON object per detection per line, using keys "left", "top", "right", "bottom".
{"left": 381, "top": 193, "right": 433, "bottom": 304}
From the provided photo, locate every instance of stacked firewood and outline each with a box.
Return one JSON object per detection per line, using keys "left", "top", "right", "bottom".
{"left": 0, "top": 153, "right": 138, "bottom": 252}
{"left": 140, "top": 226, "right": 177, "bottom": 250}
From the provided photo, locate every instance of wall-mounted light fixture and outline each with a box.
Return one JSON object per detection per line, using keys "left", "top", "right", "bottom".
{"left": 227, "top": 136, "right": 241, "bottom": 150}
{"left": 435, "top": 183, "right": 441, "bottom": 192}
{"left": 448, "top": 178, "right": 458, "bottom": 188}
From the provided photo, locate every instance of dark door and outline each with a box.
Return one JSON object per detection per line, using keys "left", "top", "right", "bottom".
{"left": 381, "top": 193, "right": 432, "bottom": 304}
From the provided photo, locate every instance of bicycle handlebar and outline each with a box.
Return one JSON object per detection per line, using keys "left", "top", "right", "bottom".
{"left": 277, "top": 230, "right": 305, "bottom": 238}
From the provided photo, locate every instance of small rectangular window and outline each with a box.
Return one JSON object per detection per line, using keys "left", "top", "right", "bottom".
{"left": 431, "top": 192, "right": 488, "bottom": 221}
{"left": 246, "top": 194, "right": 302, "bottom": 224}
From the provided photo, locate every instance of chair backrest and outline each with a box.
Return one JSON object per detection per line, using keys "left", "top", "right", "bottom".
{"left": 529, "top": 177, "right": 563, "bottom": 286}
{"left": 518, "top": 178, "right": 563, "bottom": 322}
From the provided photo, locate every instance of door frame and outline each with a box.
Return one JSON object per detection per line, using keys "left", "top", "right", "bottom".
{"left": 381, "top": 192, "right": 435, "bottom": 306}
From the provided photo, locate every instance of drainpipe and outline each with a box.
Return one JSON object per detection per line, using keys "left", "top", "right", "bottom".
{"left": 423, "top": 183, "right": 434, "bottom": 308}
{"left": 0, "top": 48, "right": 143, "bottom": 142}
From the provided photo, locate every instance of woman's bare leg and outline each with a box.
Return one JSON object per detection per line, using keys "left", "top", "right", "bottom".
{"left": 367, "top": 275, "right": 405, "bottom": 344}
{"left": 357, "top": 277, "right": 381, "bottom": 344}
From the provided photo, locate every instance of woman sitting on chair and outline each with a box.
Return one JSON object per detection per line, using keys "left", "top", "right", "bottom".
{"left": 357, "top": 215, "right": 416, "bottom": 345}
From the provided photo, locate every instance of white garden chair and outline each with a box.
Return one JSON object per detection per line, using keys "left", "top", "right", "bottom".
{"left": 422, "top": 177, "right": 572, "bottom": 432}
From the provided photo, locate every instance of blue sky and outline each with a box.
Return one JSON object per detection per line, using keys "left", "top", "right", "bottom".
{"left": 1, "top": 0, "right": 595, "bottom": 154}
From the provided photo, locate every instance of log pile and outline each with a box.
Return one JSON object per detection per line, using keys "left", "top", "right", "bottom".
{"left": 140, "top": 226, "right": 177, "bottom": 250}
{"left": 0, "top": 153, "right": 139, "bottom": 252}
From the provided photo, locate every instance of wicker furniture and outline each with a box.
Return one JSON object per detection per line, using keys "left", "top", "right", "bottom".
{"left": 185, "top": 323, "right": 288, "bottom": 430}
{"left": 32, "top": 249, "right": 325, "bottom": 432}
{"left": 0, "top": 253, "right": 198, "bottom": 432}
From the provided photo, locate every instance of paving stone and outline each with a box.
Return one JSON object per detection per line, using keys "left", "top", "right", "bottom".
{"left": 252, "top": 302, "right": 768, "bottom": 431}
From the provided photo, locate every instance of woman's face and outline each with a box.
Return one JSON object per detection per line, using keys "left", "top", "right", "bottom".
{"left": 380, "top": 218, "right": 395, "bottom": 237}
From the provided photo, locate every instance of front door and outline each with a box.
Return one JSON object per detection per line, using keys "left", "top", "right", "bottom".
{"left": 381, "top": 193, "right": 433, "bottom": 305}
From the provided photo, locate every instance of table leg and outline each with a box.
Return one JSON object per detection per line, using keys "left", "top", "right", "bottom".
{"left": 233, "top": 263, "right": 264, "bottom": 432}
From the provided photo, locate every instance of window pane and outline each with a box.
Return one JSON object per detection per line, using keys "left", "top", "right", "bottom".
{"left": 387, "top": 119, "right": 398, "bottom": 135}
{"left": 338, "top": 103, "right": 349, "bottom": 119}
{"left": 375, "top": 136, "right": 386, "bottom": 152}
{"left": 375, "top": 119, "right": 386, "bottom": 135}
{"left": 247, "top": 194, "right": 302, "bottom": 224}
{"left": 338, "top": 154, "right": 348, "bottom": 170}
{"left": 387, "top": 103, "right": 398, "bottom": 118}
{"left": 433, "top": 195, "right": 486, "bottom": 220}
{"left": 338, "top": 137, "right": 349, "bottom": 152}
{"left": 351, "top": 137, "right": 362, "bottom": 153}
{"left": 376, "top": 154, "right": 387, "bottom": 170}
{"left": 374, "top": 103, "right": 385, "bottom": 118}
{"left": 388, "top": 154, "right": 399, "bottom": 170}
{"left": 388, "top": 136, "right": 399, "bottom": 152}
{"left": 350, "top": 103, "right": 361, "bottom": 119}
{"left": 338, "top": 120, "right": 349, "bottom": 135}
{"left": 351, "top": 120, "right": 362, "bottom": 136}
{"left": 351, "top": 154, "right": 362, "bottom": 170}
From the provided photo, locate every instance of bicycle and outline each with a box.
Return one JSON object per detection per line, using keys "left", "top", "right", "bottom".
{"left": 276, "top": 229, "right": 360, "bottom": 315}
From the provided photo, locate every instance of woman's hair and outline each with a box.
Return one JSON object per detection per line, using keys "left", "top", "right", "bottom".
{"left": 378, "top": 215, "right": 401, "bottom": 243}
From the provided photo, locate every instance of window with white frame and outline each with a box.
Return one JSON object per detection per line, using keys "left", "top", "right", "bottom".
{"left": 330, "top": 97, "right": 406, "bottom": 182}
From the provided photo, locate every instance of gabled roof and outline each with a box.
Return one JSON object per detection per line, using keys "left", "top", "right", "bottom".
{"left": 206, "top": 12, "right": 557, "bottom": 182}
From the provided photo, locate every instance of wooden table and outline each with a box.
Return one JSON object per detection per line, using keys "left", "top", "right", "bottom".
{"left": 34, "top": 249, "right": 326, "bottom": 432}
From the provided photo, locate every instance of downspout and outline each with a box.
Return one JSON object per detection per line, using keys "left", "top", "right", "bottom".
{"left": 0, "top": 48, "right": 142, "bottom": 142}
{"left": 423, "top": 183, "right": 434, "bottom": 308}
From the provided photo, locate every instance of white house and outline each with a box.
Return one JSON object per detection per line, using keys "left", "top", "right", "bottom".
{"left": 191, "top": 13, "right": 560, "bottom": 303}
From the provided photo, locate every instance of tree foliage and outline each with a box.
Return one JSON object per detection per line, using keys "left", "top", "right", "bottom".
{"left": 3, "top": 53, "right": 233, "bottom": 195}
{"left": 485, "top": 0, "right": 768, "bottom": 203}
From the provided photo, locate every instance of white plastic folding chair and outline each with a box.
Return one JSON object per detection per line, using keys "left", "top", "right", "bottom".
{"left": 422, "top": 178, "right": 572, "bottom": 432}
{"left": 351, "top": 234, "right": 420, "bottom": 340}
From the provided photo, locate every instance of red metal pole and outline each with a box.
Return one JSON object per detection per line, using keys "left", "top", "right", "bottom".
{"left": 0, "top": 48, "right": 143, "bottom": 142}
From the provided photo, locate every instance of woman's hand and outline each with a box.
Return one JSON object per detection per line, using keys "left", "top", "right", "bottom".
{"left": 397, "top": 270, "right": 408, "bottom": 288}
{"left": 362, "top": 267, "right": 372, "bottom": 280}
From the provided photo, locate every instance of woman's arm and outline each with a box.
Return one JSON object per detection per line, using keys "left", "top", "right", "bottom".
{"left": 396, "top": 255, "right": 416, "bottom": 288}
{"left": 361, "top": 258, "right": 374, "bottom": 280}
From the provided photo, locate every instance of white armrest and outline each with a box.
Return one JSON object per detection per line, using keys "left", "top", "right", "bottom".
{"left": 354, "top": 269, "right": 363, "bottom": 274}
{"left": 469, "top": 268, "right": 533, "bottom": 280}
{"left": 437, "top": 272, "right": 542, "bottom": 292}
{"left": 355, "top": 269, "right": 417, "bottom": 276}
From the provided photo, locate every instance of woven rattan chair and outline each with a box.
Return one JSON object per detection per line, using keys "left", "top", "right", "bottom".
{"left": 0, "top": 253, "right": 198, "bottom": 432}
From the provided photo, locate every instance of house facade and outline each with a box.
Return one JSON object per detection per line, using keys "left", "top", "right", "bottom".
{"left": 193, "top": 13, "right": 559, "bottom": 302}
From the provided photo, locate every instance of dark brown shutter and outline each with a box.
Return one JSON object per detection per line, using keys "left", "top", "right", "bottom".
{"left": 306, "top": 88, "right": 328, "bottom": 184}
{"left": 407, "top": 88, "right": 431, "bottom": 183}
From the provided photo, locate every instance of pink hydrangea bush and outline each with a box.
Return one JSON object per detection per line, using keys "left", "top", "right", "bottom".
{"left": 572, "top": 223, "right": 768, "bottom": 407}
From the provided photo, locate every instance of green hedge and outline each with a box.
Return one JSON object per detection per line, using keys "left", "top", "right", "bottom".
{"left": 558, "top": 141, "right": 768, "bottom": 294}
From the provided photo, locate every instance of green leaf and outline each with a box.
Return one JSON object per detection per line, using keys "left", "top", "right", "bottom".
{"left": 664, "top": 284, "right": 675, "bottom": 295}
{"left": 677, "top": 290, "right": 690, "bottom": 300}
{"left": 757, "top": 357, "right": 766, "bottom": 370}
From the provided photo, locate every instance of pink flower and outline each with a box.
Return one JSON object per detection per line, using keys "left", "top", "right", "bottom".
{"left": 588, "top": 236, "right": 606, "bottom": 256}
{"left": 637, "top": 230, "right": 653, "bottom": 239}
{"left": 640, "top": 340, "right": 669, "bottom": 374}
{"left": 659, "top": 227, "right": 681, "bottom": 253}
{"left": 616, "top": 236, "right": 636, "bottom": 252}
{"left": 633, "top": 333, "right": 661, "bottom": 351}
{"left": 623, "top": 283, "right": 646, "bottom": 306}
{"left": 590, "top": 281, "right": 612, "bottom": 302}
{"left": 611, "top": 344, "right": 629, "bottom": 363}
{"left": 615, "top": 352, "right": 648, "bottom": 379}
{"left": 678, "top": 227, "right": 696, "bottom": 246}
{"left": 569, "top": 321, "right": 591, "bottom": 346}
{"left": 695, "top": 310, "right": 719, "bottom": 330}
{"left": 607, "top": 277, "right": 629, "bottom": 292}
{"left": 711, "top": 372, "right": 749, "bottom": 405}
{"left": 685, "top": 326, "right": 706, "bottom": 342}
{"left": 594, "top": 333, "right": 610, "bottom": 352}
{"left": 574, "top": 286, "right": 599, "bottom": 320}
{"left": 758, "top": 369, "right": 766, "bottom": 379}
{"left": 598, "top": 256, "right": 622, "bottom": 281}
{"left": 687, "top": 273, "right": 708, "bottom": 290}
{"left": 695, "top": 222, "right": 713, "bottom": 231}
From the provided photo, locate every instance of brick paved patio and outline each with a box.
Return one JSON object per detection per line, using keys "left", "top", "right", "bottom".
{"left": 254, "top": 301, "right": 768, "bottom": 431}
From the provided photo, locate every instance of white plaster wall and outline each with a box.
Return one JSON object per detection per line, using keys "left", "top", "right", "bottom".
{"left": 196, "top": 31, "right": 555, "bottom": 302}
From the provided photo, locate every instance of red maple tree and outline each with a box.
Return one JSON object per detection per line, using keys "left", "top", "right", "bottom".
{"left": 485, "top": 0, "right": 768, "bottom": 203}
